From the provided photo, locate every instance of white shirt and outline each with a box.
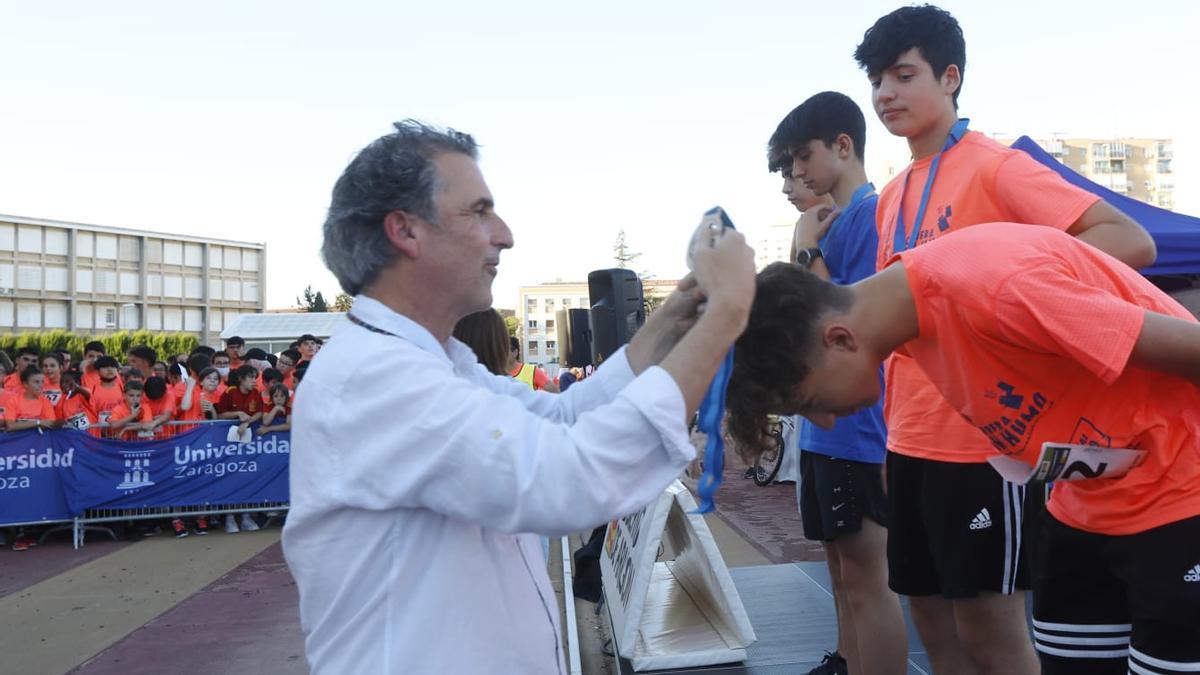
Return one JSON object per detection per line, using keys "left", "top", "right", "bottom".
{"left": 282, "top": 295, "right": 695, "bottom": 674}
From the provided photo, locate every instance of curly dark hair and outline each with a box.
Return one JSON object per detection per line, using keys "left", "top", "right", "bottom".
{"left": 724, "top": 263, "right": 850, "bottom": 462}
{"left": 854, "top": 5, "right": 966, "bottom": 106}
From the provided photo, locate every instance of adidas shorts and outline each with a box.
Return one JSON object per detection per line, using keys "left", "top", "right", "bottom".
{"left": 797, "top": 449, "right": 888, "bottom": 542}
{"left": 886, "top": 452, "right": 1029, "bottom": 598}
{"left": 1032, "top": 512, "right": 1200, "bottom": 675}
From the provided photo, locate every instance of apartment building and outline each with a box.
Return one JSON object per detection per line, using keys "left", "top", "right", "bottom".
{"left": 1000, "top": 137, "right": 1175, "bottom": 210}
{"left": 0, "top": 213, "right": 265, "bottom": 346}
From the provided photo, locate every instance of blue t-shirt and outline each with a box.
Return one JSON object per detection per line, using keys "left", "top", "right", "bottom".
{"left": 797, "top": 189, "right": 888, "bottom": 464}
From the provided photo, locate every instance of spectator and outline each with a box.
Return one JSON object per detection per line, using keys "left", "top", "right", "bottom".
{"left": 507, "top": 336, "right": 558, "bottom": 392}
{"left": 80, "top": 341, "right": 107, "bottom": 390}
{"left": 109, "top": 379, "right": 152, "bottom": 437}
{"left": 211, "top": 352, "right": 232, "bottom": 379}
{"left": 124, "top": 368, "right": 145, "bottom": 387}
{"left": 56, "top": 370, "right": 96, "bottom": 431}
{"left": 152, "top": 360, "right": 169, "bottom": 380}
{"left": 261, "top": 368, "right": 284, "bottom": 405}
{"left": 4, "top": 366, "right": 55, "bottom": 431}
{"left": 143, "top": 377, "right": 177, "bottom": 435}
{"left": 54, "top": 349, "right": 72, "bottom": 374}
{"left": 452, "top": 309, "right": 510, "bottom": 376}
{"left": 296, "top": 334, "right": 320, "bottom": 363}
{"left": 40, "top": 353, "right": 65, "bottom": 407}
{"left": 176, "top": 355, "right": 213, "bottom": 423}
{"left": 6, "top": 347, "right": 39, "bottom": 394}
{"left": 89, "top": 356, "right": 125, "bottom": 426}
{"left": 276, "top": 349, "right": 301, "bottom": 388}
{"left": 258, "top": 384, "right": 292, "bottom": 435}
{"left": 557, "top": 368, "right": 577, "bottom": 392}
{"left": 191, "top": 345, "right": 217, "bottom": 359}
{"left": 196, "top": 366, "right": 225, "bottom": 420}
{"left": 0, "top": 361, "right": 14, "bottom": 427}
{"left": 291, "top": 361, "right": 309, "bottom": 388}
{"left": 224, "top": 336, "right": 246, "bottom": 369}
{"left": 218, "top": 365, "right": 264, "bottom": 534}
{"left": 126, "top": 345, "right": 157, "bottom": 377}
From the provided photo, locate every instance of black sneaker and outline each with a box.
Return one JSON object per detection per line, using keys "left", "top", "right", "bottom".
{"left": 171, "top": 519, "right": 189, "bottom": 539}
{"left": 807, "top": 651, "right": 848, "bottom": 675}
{"left": 194, "top": 517, "right": 209, "bottom": 536}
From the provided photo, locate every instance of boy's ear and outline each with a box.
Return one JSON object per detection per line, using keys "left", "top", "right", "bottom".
{"left": 941, "top": 63, "right": 962, "bottom": 97}
{"left": 836, "top": 133, "right": 855, "bottom": 160}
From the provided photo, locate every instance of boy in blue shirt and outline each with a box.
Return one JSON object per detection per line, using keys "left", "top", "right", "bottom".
{"left": 767, "top": 91, "right": 906, "bottom": 675}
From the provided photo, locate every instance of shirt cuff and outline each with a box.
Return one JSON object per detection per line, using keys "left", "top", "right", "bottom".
{"left": 592, "top": 345, "right": 636, "bottom": 401}
{"left": 619, "top": 365, "right": 696, "bottom": 464}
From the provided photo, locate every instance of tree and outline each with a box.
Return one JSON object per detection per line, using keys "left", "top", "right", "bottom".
{"left": 504, "top": 315, "right": 520, "bottom": 337}
{"left": 296, "top": 285, "right": 329, "bottom": 312}
{"left": 333, "top": 293, "right": 354, "bottom": 312}
{"left": 612, "top": 228, "right": 642, "bottom": 270}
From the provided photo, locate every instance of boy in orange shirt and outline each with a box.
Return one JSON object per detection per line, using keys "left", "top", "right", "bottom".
{"left": 848, "top": 7, "right": 1156, "bottom": 674}
{"left": 56, "top": 370, "right": 97, "bottom": 431}
{"left": 142, "top": 376, "right": 177, "bottom": 437}
{"left": 5, "top": 347, "right": 40, "bottom": 395}
{"left": 728, "top": 224, "right": 1200, "bottom": 675}
{"left": 109, "top": 380, "right": 153, "bottom": 437}
{"left": 4, "top": 366, "right": 56, "bottom": 431}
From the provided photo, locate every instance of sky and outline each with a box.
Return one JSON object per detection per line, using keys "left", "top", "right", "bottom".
{"left": 1, "top": 1, "right": 1196, "bottom": 310}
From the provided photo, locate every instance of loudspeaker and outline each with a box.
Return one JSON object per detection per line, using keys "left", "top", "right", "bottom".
{"left": 557, "top": 308, "right": 592, "bottom": 369}
{"left": 587, "top": 268, "right": 645, "bottom": 365}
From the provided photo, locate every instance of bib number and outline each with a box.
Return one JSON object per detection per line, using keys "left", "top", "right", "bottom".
{"left": 988, "top": 442, "right": 1146, "bottom": 484}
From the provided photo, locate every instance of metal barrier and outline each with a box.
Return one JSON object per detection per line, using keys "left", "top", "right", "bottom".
{"left": 69, "top": 419, "right": 289, "bottom": 548}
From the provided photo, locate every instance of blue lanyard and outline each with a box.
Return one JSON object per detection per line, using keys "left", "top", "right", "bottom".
{"left": 845, "top": 181, "right": 876, "bottom": 212}
{"left": 893, "top": 118, "right": 969, "bottom": 253}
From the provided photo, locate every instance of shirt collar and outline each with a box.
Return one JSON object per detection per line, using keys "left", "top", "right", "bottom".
{"left": 351, "top": 295, "right": 479, "bottom": 370}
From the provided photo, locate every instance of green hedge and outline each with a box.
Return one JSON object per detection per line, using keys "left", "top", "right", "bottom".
{"left": 0, "top": 330, "right": 200, "bottom": 362}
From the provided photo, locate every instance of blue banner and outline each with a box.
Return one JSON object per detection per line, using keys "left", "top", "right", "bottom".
{"left": 59, "top": 424, "right": 290, "bottom": 513}
{"left": 0, "top": 424, "right": 290, "bottom": 525}
{"left": 0, "top": 430, "right": 74, "bottom": 523}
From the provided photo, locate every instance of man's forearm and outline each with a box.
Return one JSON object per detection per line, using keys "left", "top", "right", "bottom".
{"left": 659, "top": 304, "right": 747, "bottom": 415}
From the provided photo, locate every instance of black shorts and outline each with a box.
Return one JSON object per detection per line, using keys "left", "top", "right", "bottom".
{"left": 798, "top": 449, "right": 887, "bottom": 542}
{"left": 886, "top": 452, "right": 1029, "bottom": 598}
{"left": 1032, "top": 512, "right": 1200, "bottom": 675}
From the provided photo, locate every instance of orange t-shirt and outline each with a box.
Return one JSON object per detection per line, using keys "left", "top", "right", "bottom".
{"left": 90, "top": 383, "right": 127, "bottom": 425}
{"left": 110, "top": 401, "right": 153, "bottom": 426}
{"left": 57, "top": 391, "right": 97, "bottom": 430}
{"left": 4, "top": 395, "right": 55, "bottom": 423}
{"left": 42, "top": 379, "right": 63, "bottom": 408}
{"left": 896, "top": 224, "right": 1200, "bottom": 535}
{"left": 875, "top": 131, "right": 1101, "bottom": 462}
{"left": 4, "top": 372, "right": 23, "bottom": 396}
{"left": 0, "top": 389, "right": 15, "bottom": 420}
{"left": 145, "top": 390, "right": 177, "bottom": 421}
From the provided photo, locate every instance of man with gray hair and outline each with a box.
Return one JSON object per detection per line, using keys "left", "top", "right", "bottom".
{"left": 282, "top": 120, "right": 757, "bottom": 674}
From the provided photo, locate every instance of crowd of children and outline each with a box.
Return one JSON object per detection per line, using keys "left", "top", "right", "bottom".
{"left": 0, "top": 334, "right": 323, "bottom": 551}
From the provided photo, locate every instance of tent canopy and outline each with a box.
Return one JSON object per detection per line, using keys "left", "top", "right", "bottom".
{"left": 1011, "top": 137, "right": 1200, "bottom": 276}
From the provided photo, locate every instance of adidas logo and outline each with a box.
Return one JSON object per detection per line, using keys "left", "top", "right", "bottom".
{"left": 1185, "top": 565, "right": 1200, "bottom": 583}
{"left": 969, "top": 508, "right": 993, "bottom": 530}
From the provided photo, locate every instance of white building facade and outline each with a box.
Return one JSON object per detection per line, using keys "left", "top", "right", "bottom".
{"left": 0, "top": 213, "right": 265, "bottom": 346}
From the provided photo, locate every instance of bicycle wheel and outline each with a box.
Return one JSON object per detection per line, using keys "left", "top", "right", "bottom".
{"left": 753, "top": 429, "right": 785, "bottom": 486}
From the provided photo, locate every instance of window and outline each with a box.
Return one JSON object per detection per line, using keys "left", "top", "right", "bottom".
{"left": 0, "top": 301, "right": 12, "bottom": 326}
{"left": 77, "top": 232, "right": 94, "bottom": 258}
{"left": 545, "top": 299, "right": 556, "bottom": 312}
{"left": 1093, "top": 161, "right": 1110, "bottom": 174}
{"left": 224, "top": 247, "right": 241, "bottom": 270}
{"left": 145, "top": 239, "right": 163, "bottom": 263}
{"left": 527, "top": 319, "right": 538, "bottom": 328}
{"left": 1158, "top": 160, "right": 1173, "bottom": 173}
{"left": 242, "top": 281, "right": 258, "bottom": 303}
{"left": 242, "top": 249, "right": 259, "bottom": 271}
{"left": 184, "top": 243, "right": 203, "bottom": 267}
{"left": 17, "top": 226, "right": 41, "bottom": 253}
{"left": 119, "top": 272, "right": 140, "bottom": 295}
{"left": 96, "top": 234, "right": 118, "bottom": 259}
{"left": 546, "top": 340, "right": 557, "bottom": 350}
{"left": 45, "top": 229, "right": 69, "bottom": 255}
{"left": 121, "top": 304, "right": 140, "bottom": 330}
{"left": 164, "top": 275, "right": 183, "bottom": 297}
{"left": 563, "top": 299, "right": 572, "bottom": 308}
{"left": 163, "top": 307, "right": 183, "bottom": 331}
{"left": 44, "top": 302, "right": 67, "bottom": 328}
{"left": 119, "top": 237, "right": 140, "bottom": 261}
{"left": 185, "top": 277, "right": 203, "bottom": 299}
{"left": 0, "top": 224, "right": 13, "bottom": 250}
{"left": 164, "top": 241, "right": 183, "bottom": 265}
{"left": 74, "top": 303, "right": 92, "bottom": 329}
{"left": 208, "top": 309, "right": 222, "bottom": 331}
{"left": 209, "top": 278, "right": 222, "bottom": 300}
{"left": 526, "top": 298, "right": 537, "bottom": 312}
{"left": 147, "top": 274, "right": 163, "bottom": 296}
{"left": 224, "top": 279, "right": 240, "bottom": 301}
{"left": 546, "top": 319, "right": 555, "bottom": 330}
{"left": 0, "top": 264, "right": 13, "bottom": 290}
{"left": 209, "top": 246, "right": 222, "bottom": 268}
{"left": 146, "top": 306, "right": 162, "bottom": 330}
{"left": 97, "top": 306, "right": 117, "bottom": 329}
{"left": 45, "top": 267, "right": 68, "bottom": 292}
{"left": 184, "top": 308, "right": 202, "bottom": 331}
{"left": 17, "top": 302, "right": 41, "bottom": 328}
{"left": 223, "top": 310, "right": 240, "bottom": 329}
{"left": 76, "top": 269, "right": 93, "bottom": 293}
{"left": 527, "top": 340, "right": 537, "bottom": 353}
{"left": 17, "top": 265, "right": 42, "bottom": 290}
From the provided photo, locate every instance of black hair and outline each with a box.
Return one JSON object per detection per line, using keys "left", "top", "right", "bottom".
{"left": 211, "top": 352, "right": 231, "bottom": 364}
{"left": 509, "top": 336, "right": 520, "bottom": 353}
{"left": 124, "top": 379, "right": 145, "bottom": 393}
{"left": 725, "top": 263, "right": 852, "bottom": 462}
{"left": 84, "top": 340, "right": 106, "bottom": 354}
{"left": 226, "top": 336, "right": 245, "bottom": 347}
{"left": 186, "top": 353, "right": 211, "bottom": 376}
{"left": 243, "top": 348, "right": 270, "bottom": 361}
{"left": 95, "top": 355, "right": 121, "bottom": 370}
{"left": 144, "top": 376, "right": 168, "bottom": 400}
{"left": 297, "top": 334, "right": 317, "bottom": 344}
{"left": 125, "top": 368, "right": 145, "bottom": 381}
{"left": 769, "top": 92, "right": 867, "bottom": 162}
{"left": 41, "top": 353, "right": 63, "bottom": 367}
{"left": 230, "top": 364, "right": 258, "bottom": 388}
{"left": 191, "top": 345, "right": 216, "bottom": 358}
{"left": 262, "top": 367, "right": 283, "bottom": 385}
{"left": 292, "top": 361, "right": 309, "bottom": 385}
{"left": 280, "top": 349, "right": 301, "bottom": 363}
{"left": 17, "top": 346, "right": 40, "bottom": 358}
{"left": 128, "top": 345, "right": 158, "bottom": 365}
{"left": 154, "top": 360, "right": 169, "bottom": 371}
{"left": 288, "top": 340, "right": 300, "bottom": 350}
{"left": 854, "top": 5, "right": 966, "bottom": 107}
{"left": 20, "top": 364, "right": 41, "bottom": 383}
{"left": 198, "top": 366, "right": 221, "bottom": 384}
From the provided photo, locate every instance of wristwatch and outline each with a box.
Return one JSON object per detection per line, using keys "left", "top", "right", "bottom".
{"left": 796, "top": 247, "right": 824, "bottom": 269}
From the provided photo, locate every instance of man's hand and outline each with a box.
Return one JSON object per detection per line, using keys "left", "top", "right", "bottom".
{"left": 792, "top": 206, "right": 839, "bottom": 256}
{"left": 627, "top": 275, "right": 703, "bottom": 374}
{"left": 690, "top": 229, "right": 756, "bottom": 325}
